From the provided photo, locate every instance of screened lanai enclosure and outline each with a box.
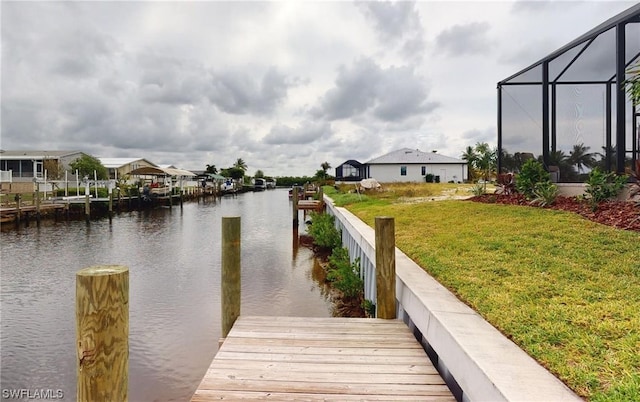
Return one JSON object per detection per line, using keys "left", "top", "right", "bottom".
{"left": 497, "top": 3, "right": 640, "bottom": 182}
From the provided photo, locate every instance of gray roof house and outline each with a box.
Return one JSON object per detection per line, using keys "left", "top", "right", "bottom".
{"left": 0, "top": 150, "right": 87, "bottom": 182}
{"left": 365, "top": 148, "right": 467, "bottom": 183}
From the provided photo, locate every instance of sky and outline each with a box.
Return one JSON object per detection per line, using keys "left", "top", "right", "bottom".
{"left": 1, "top": 1, "right": 637, "bottom": 177}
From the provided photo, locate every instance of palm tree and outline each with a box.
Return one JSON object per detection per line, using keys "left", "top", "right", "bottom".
{"left": 233, "top": 158, "right": 247, "bottom": 172}
{"left": 205, "top": 164, "right": 218, "bottom": 174}
{"left": 540, "top": 150, "right": 577, "bottom": 182}
{"left": 595, "top": 145, "right": 616, "bottom": 171}
{"left": 626, "top": 60, "right": 640, "bottom": 106}
{"left": 568, "top": 143, "right": 596, "bottom": 173}
{"left": 461, "top": 146, "right": 478, "bottom": 181}
{"left": 498, "top": 148, "right": 519, "bottom": 173}
{"left": 320, "top": 162, "right": 331, "bottom": 179}
{"left": 473, "top": 142, "right": 497, "bottom": 189}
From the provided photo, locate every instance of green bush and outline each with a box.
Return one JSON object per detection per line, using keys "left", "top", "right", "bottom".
{"left": 55, "top": 187, "right": 110, "bottom": 198}
{"left": 307, "top": 212, "right": 342, "bottom": 250}
{"left": 531, "top": 181, "right": 559, "bottom": 207}
{"left": 585, "top": 168, "right": 628, "bottom": 211}
{"left": 516, "top": 159, "right": 550, "bottom": 199}
{"left": 327, "top": 247, "right": 364, "bottom": 298}
{"left": 470, "top": 183, "right": 485, "bottom": 196}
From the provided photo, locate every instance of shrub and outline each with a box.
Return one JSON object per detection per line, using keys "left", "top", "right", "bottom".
{"left": 307, "top": 212, "right": 341, "bottom": 250}
{"left": 362, "top": 299, "right": 376, "bottom": 318}
{"left": 531, "top": 181, "right": 559, "bottom": 207}
{"left": 470, "top": 183, "right": 485, "bottom": 196}
{"left": 327, "top": 247, "right": 364, "bottom": 298}
{"left": 516, "top": 159, "right": 550, "bottom": 199}
{"left": 585, "top": 168, "right": 628, "bottom": 211}
{"left": 496, "top": 173, "right": 515, "bottom": 195}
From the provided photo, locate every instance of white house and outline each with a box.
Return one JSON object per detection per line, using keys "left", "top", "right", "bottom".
{"left": 365, "top": 148, "right": 467, "bottom": 183}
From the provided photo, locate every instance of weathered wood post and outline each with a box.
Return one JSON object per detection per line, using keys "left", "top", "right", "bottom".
{"left": 117, "top": 185, "right": 121, "bottom": 213}
{"left": 108, "top": 182, "right": 114, "bottom": 222}
{"left": 375, "top": 216, "right": 396, "bottom": 319}
{"left": 292, "top": 187, "right": 299, "bottom": 228}
{"left": 76, "top": 265, "right": 129, "bottom": 402}
{"left": 84, "top": 183, "right": 91, "bottom": 223}
{"left": 14, "top": 193, "right": 21, "bottom": 226}
{"left": 221, "top": 216, "right": 241, "bottom": 339}
{"left": 35, "top": 186, "right": 41, "bottom": 226}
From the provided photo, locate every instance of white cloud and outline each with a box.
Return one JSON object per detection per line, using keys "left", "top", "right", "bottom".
{"left": 1, "top": 1, "right": 637, "bottom": 176}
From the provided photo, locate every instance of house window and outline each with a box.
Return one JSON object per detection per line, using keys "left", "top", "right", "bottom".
{"left": 421, "top": 166, "right": 426, "bottom": 176}
{"left": 342, "top": 164, "right": 359, "bottom": 177}
{"left": 400, "top": 166, "right": 407, "bottom": 176}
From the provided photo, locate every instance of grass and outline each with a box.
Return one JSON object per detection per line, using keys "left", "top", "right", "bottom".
{"left": 331, "top": 182, "right": 482, "bottom": 206}
{"left": 324, "top": 185, "right": 640, "bottom": 401}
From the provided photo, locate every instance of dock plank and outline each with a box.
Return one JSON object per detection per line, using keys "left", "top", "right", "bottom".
{"left": 191, "top": 316, "right": 455, "bottom": 401}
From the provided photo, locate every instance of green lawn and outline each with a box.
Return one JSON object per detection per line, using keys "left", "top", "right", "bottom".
{"left": 328, "top": 187, "right": 640, "bottom": 401}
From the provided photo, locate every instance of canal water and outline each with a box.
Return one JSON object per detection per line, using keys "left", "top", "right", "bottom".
{"left": 0, "top": 188, "right": 332, "bottom": 401}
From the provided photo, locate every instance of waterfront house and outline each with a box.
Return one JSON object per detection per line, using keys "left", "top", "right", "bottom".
{"left": 0, "top": 150, "right": 87, "bottom": 183}
{"left": 365, "top": 148, "right": 468, "bottom": 183}
{"left": 99, "top": 157, "right": 159, "bottom": 180}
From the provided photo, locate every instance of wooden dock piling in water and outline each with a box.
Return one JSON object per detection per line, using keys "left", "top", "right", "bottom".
{"left": 76, "top": 265, "right": 129, "bottom": 402}
{"left": 221, "top": 216, "right": 241, "bottom": 339}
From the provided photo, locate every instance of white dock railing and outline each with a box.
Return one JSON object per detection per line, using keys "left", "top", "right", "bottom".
{"left": 322, "top": 194, "right": 582, "bottom": 402}
{"left": 324, "top": 198, "right": 377, "bottom": 304}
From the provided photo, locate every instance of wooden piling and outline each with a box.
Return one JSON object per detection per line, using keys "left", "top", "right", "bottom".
{"left": 292, "top": 187, "right": 299, "bottom": 228}
{"left": 221, "top": 216, "right": 241, "bottom": 339}
{"left": 108, "top": 188, "right": 113, "bottom": 220}
{"left": 35, "top": 188, "right": 41, "bottom": 225}
{"left": 375, "top": 216, "right": 396, "bottom": 319}
{"left": 14, "top": 194, "right": 21, "bottom": 226}
{"left": 84, "top": 187, "right": 91, "bottom": 223}
{"left": 76, "top": 265, "right": 129, "bottom": 402}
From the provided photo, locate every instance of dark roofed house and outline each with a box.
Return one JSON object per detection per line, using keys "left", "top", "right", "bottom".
{"left": 335, "top": 160, "right": 365, "bottom": 182}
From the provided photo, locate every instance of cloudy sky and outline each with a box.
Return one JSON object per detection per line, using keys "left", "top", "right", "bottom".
{"left": 1, "top": 1, "right": 636, "bottom": 177}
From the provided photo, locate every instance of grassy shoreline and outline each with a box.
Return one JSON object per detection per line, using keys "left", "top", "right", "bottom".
{"left": 326, "top": 184, "right": 639, "bottom": 401}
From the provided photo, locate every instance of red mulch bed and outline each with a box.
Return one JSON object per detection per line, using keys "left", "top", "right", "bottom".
{"left": 468, "top": 194, "right": 640, "bottom": 233}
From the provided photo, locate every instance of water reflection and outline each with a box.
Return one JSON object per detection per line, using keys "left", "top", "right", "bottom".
{"left": 1, "top": 189, "right": 331, "bottom": 401}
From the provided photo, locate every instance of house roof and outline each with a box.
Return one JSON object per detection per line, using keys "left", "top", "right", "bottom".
{"left": 129, "top": 166, "right": 196, "bottom": 177}
{"left": 366, "top": 148, "right": 465, "bottom": 165}
{"left": 205, "top": 173, "right": 227, "bottom": 180}
{"left": 339, "top": 159, "right": 364, "bottom": 167}
{"left": 99, "top": 157, "right": 157, "bottom": 169}
{"left": 0, "top": 150, "right": 84, "bottom": 160}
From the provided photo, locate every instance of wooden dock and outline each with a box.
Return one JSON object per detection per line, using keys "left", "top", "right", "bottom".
{"left": 296, "top": 199, "right": 324, "bottom": 212}
{"left": 191, "top": 316, "right": 455, "bottom": 401}
{"left": 0, "top": 203, "right": 67, "bottom": 223}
